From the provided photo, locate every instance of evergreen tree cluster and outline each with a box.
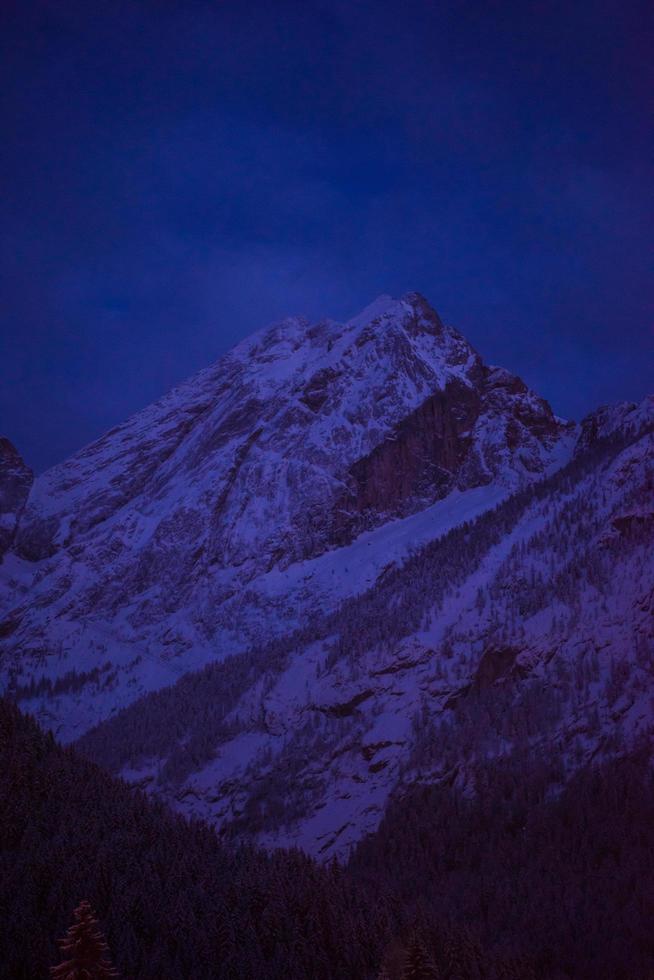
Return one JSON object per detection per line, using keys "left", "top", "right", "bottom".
{"left": 51, "top": 900, "right": 119, "bottom": 979}
{"left": 8, "top": 662, "right": 117, "bottom": 702}
{"left": 352, "top": 747, "right": 654, "bottom": 980}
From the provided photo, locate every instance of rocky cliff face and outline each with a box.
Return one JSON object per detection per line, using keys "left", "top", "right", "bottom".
{"left": 0, "top": 293, "right": 572, "bottom": 740}
{"left": 336, "top": 362, "right": 565, "bottom": 543}
{"left": 0, "top": 440, "right": 33, "bottom": 560}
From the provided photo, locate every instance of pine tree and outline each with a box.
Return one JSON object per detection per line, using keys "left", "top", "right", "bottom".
{"left": 401, "top": 932, "right": 440, "bottom": 980}
{"left": 51, "top": 900, "right": 119, "bottom": 979}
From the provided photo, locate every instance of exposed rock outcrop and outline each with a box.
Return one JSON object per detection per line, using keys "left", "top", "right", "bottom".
{"left": 0, "top": 439, "right": 33, "bottom": 559}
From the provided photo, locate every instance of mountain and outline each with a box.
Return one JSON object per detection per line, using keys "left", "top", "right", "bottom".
{"left": 1, "top": 293, "right": 652, "bottom": 861}
{"left": 0, "top": 292, "right": 570, "bottom": 740}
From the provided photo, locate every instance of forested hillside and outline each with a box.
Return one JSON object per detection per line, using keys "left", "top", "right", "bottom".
{"left": 353, "top": 747, "right": 654, "bottom": 979}
{"left": 0, "top": 698, "right": 393, "bottom": 980}
{"left": 3, "top": 699, "right": 654, "bottom": 978}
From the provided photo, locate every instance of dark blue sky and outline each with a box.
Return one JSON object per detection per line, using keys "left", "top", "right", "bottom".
{"left": 2, "top": 0, "right": 652, "bottom": 472}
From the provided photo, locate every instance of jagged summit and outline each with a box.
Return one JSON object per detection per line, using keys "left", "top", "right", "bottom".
{"left": 346, "top": 293, "right": 397, "bottom": 327}
{"left": 345, "top": 291, "right": 445, "bottom": 332}
{"left": 225, "top": 292, "right": 459, "bottom": 400}
{"left": 9, "top": 292, "right": 566, "bottom": 564}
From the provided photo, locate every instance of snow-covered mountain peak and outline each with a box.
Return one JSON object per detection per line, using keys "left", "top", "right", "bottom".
{"left": 228, "top": 292, "right": 460, "bottom": 390}
{"left": 2, "top": 292, "right": 575, "bottom": 748}
{"left": 343, "top": 291, "right": 445, "bottom": 335}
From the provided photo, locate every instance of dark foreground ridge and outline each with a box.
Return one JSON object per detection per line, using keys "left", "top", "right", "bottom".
{"left": 0, "top": 698, "right": 391, "bottom": 980}
{"left": 2, "top": 698, "right": 654, "bottom": 978}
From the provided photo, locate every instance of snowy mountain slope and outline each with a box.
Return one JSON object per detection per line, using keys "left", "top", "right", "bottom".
{"left": 0, "top": 293, "right": 571, "bottom": 739}
{"left": 75, "top": 406, "right": 654, "bottom": 859}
